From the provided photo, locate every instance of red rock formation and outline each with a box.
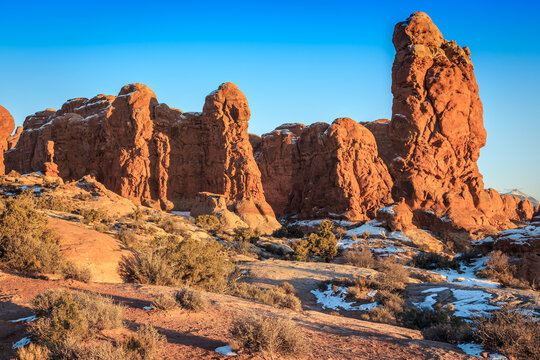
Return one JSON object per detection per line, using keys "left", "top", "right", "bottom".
{"left": 5, "top": 83, "right": 279, "bottom": 233}
{"left": 383, "top": 12, "right": 532, "bottom": 233}
{"left": 0, "top": 106, "right": 15, "bottom": 174}
{"left": 256, "top": 118, "right": 394, "bottom": 221}
{"left": 43, "top": 140, "right": 59, "bottom": 177}
{"left": 7, "top": 126, "right": 23, "bottom": 150}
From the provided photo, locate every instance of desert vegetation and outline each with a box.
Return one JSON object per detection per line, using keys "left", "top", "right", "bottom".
{"left": 20, "top": 289, "right": 165, "bottom": 359}
{"left": 292, "top": 220, "right": 338, "bottom": 261}
{"left": 230, "top": 314, "right": 306, "bottom": 357}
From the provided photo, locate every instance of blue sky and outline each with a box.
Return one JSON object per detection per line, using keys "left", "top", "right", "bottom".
{"left": 1, "top": 0, "right": 539, "bottom": 199}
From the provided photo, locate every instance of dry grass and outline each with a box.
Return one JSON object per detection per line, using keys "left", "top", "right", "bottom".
{"left": 62, "top": 262, "right": 93, "bottom": 283}
{"left": 343, "top": 247, "right": 376, "bottom": 268}
{"left": 175, "top": 287, "right": 209, "bottom": 311}
{"left": 474, "top": 306, "right": 539, "bottom": 360}
{"left": 151, "top": 292, "right": 178, "bottom": 311}
{"left": 29, "top": 289, "right": 124, "bottom": 344}
{"left": 230, "top": 314, "right": 306, "bottom": 357}
{"left": 229, "top": 282, "right": 302, "bottom": 311}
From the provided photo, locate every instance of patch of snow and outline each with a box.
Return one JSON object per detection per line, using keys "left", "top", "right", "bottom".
{"left": 215, "top": 345, "right": 237, "bottom": 356}
{"left": 414, "top": 287, "right": 447, "bottom": 309}
{"left": 457, "top": 343, "right": 507, "bottom": 359}
{"left": 457, "top": 343, "right": 484, "bottom": 357}
{"left": 378, "top": 205, "right": 396, "bottom": 216}
{"left": 311, "top": 284, "right": 377, "bottom": 311}
{"left": 429, "top": 257, "right": 500, "bottom": 288}
{"left": 171, "top": 211, "right": 190, "bottom": 217}
{"left": 451, "top": 289, "right": 499, "bottom": 317}
{"left": 143, "top": 306, "right": 152, "bottom": 310}
{"left": 367, "top": 290, "right": 377, "bottom": 298}
{"left": 9, "top": 315, "right": 37, "bottom": 323}
{"left": 13, "top": 337, "right": 31, "bottom": 349}
{"left": 413, "top": 287, "right": 498, "bottom": 318}
{"left": 394, "top": 114, "right": 406, "bottom": 118}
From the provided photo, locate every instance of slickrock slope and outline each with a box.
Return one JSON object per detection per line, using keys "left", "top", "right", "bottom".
{"left": 4, "top": 83, "right": 279, "bottom": 233}
{"left": 0, "top": 106, "right": 15, "bottom": 174}
{"left": 256, "top": 118, "right": 394, "bottom": 221}
{"left": 381, "top": 12, "right": 532, "bottom": 233}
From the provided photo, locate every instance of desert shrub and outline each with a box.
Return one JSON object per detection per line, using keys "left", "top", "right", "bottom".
{"left": 375, "top": 256, "right": 409, "bottom": 292}
{"left": 36, "top": 195, "right": 72, "bottom": 212}
{"left": 16, "top": 343, "right": 51, "bottom": 360}
{"left": 80, "top": 208, "right": 108, "bottom": 225}
{"left": 75, "top": 292, "right": 124, "bottom": 331}
{"left": 229, "top": 282, "right": 301, "bottom": 311}
{"left": 158, "top": 217, "right": 188, "bottom": 235}
{"left": 122, "top": 324, "right": 166, "bottom": 360}
{"left": 120, "top": 236, "right": 233, "bottom": 291}
{"left": 272, "top": 225, "right": 304, "bottom": 239}
{"left": 362, "top": 306, "right": 394, "bottom": 323}
{"left": 413, "top": 252, "right": 460, "bottom": 270}
{"left": 151, "top": 292, "right": 177, "bottom": 311}
{"left": 195, "top": 215, "right": 221, "bottom": 232}
{"left": 375, "top": 290, "right": 404, "bottom": 314}
{"left": 29, "top": 291, "right": 90, "bottom": 343}
{"left": 362, "top": 231, "right": 370, "bottom": 240}
{"left": 279, "top": 282, "right": 296, "bottom": 295}
{"left": 119, "top": 251, "right": 176, "bottom": 286}
{"left": 292, "top": 220, "right": 337, "bottom": 261}
{"left": 93, "top": 223, "right": 111, "bottom": 233}
{"left": 62, "top": 262, "right": 93, "bottom": 283}
{"left": 42, "top": 177, "right": 61, "bottom": 188}
{"left": 116, "top": 229, "right": 138, "bottom": 248}
{"left": 175, "top": 287, "right": 209, "bottom": 311}
{"left": 233, "top": 227, "right": 260, "bottom": 244}
{"left": 31, "top": 289, "right": 124, "bottom": 341}
{"left": 477, "top": 250, "right": 530, "bottom": 289}
{"left": 0, "top": 193, "right": 64, "bottom": 273}
{"left": 130, "top": 208, "right": 145, "bottom": 223}
{"left": 231, "top": 240, "right": 255, "bottom": 255}
{"left": 74, "top": 192, "right": 93, "bottom": 201}
{"left": 343, "top": 247, "right": 376, "bottom": 268}
{"left": 398, "top": 304, "right": 472, "bottom": 344}
{"left": 474, "top": 306, "right": 539, "bottom": 360}
{"left": 230, "top": 314, "right": 305, "bottom": 357}
{"left": 53, "top": 339, "right": 130, "bottom": 360}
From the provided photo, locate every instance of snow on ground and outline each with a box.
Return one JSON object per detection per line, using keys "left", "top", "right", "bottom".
{"left": 8, "top": 315, "right": 37, "bottom": 323}
{"left": 413, "top": 287, "right": 499, "bottom": 318}
{"left": 215, "top": 345, "right": 237, "bottom": 356}
{"left": 413, "top": 287, "right": 447, "bottom": 309}
{"left": 428, "top": 257, "right": 500, "bottom": 289}
{"left": 13, "top": 337, "right": 31, "bottom": 349}
{"left": 457, "top": 343, "right": 507, "bottom": 359}
{"left": 310, "top": 284, "right": 378, "bottom": 311}
{"left": 171, "top": 211, "right": 191, "bottom": 218}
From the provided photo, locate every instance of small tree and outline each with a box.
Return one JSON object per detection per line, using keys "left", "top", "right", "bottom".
{"left": 292, "top": 220, "right": 337, "bottom": 261}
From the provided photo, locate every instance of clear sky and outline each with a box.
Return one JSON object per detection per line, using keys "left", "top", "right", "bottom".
{"left": 1, "top": 0, "right": 538, "bottom": 199}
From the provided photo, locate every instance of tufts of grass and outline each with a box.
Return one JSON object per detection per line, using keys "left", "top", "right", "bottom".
{"left": 231, "top": 314, "right": 306, "bottom": 357}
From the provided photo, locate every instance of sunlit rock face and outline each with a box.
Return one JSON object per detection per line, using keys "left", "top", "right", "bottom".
{"left": 4, "top": 82, "right": 280, "bottom": 234}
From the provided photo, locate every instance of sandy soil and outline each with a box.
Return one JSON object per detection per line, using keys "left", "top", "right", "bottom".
{"left": 0, "top": 271, "right": 474, "bottom": 360}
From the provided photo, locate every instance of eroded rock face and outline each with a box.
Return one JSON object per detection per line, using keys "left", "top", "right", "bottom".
{"left": 0, "top": 106, "right": 15, "bottom": 174}
{"left": 5, "top": 83, "right": 279, "bottom": 233}
{"left": 256, "top": 118, "right": 394, "bottom": 221}
{"left": 383, "top": 12, "right": 532, "bottom": 233}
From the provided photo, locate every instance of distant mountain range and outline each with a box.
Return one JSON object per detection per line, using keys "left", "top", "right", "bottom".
{"left": 503, "top": 189, "right": 540, "bottom": 206}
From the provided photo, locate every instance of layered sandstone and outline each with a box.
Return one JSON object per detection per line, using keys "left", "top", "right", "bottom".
{"left": 5, "top": 83, "right": 279, "bottom": 233}
{"left": 0, "top": 106, "right": 15, "bottom": 174}
{"left": 256, "top": 118, "right": 394, "bottom": 221}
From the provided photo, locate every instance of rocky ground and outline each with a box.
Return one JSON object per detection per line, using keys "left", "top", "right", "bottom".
{"left": 0, "top": 173, "right": 537, "bottom": 359}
